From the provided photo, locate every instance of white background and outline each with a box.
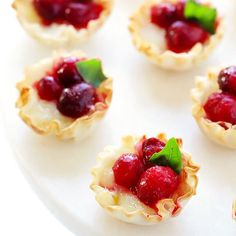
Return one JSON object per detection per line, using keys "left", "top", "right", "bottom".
{"left": 0, "top": 1, "right": 72, "bottom": 235}
{"left": 0, "top": 124, "right": 72, "bottom": 235}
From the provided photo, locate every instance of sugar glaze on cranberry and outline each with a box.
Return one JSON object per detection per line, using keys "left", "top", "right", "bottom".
{"left": 112, "top": 137, "right": 181, "bottom": 209}
{"left": 136, "top": 166, "right": 179, "bottom": 206}
{"left": 150, "top": 1, "right": 212, "bottom": 53}
{"left": 33, "top": 0, "right": 104, "bottom": 29}
{"left": 34, "top": 57, "right": 103, "bottom": 119}
{"left": 34, "top": 75, "right": 62, "bottom": 101}
{"left": 112, "top": 154, "right": 144, "bottom": 189}
{"left": 57, "top": 82, "right": 97, "bottom": 118}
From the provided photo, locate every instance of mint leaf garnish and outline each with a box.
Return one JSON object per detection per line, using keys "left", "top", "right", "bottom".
{"left": 184, "top": 0, "right": 217, "bottom": 34}
{"left": 76, "top": 59, "right": 107, "bottom": 88}
{"left": 150, "top": 138, "right": 183, "bottom": 174}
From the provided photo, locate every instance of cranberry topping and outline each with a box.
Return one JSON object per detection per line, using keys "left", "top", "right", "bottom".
{"left": 56, "top": 57, "right": 83, "bottom": 87}
{"left": 150, "top": 1, "right": 212, "bottom": 53}
{"left": 57, "top": 82, "right": 96, "bottom": 118}
{"left": 65, "top": 2, "right": 103, "bottom": 28}
{"left": 33, "top": 0, "right": 69, "bottom": 21}
{"left": 35, "top": 76, "right": 62, "bottom": 101}
{"left": 136, "top": 166, "right": 179, "bottom": 206}
{"left": 151, "top": 3, "right": 177, "bottom": 29}
{"left": 151, "top": 1, "right": 185, "bottom": 29}
{"left": 175, "top": 1, "right": 185, "bottom": 20}
{"left": 33, "top": 0, "right": 103, "bottom": 29}
{"left": 166, "top": 21, "right": 209, "bottom": 53}
{"left": 142, "top": 138, "right": 165, "bottom": 167}
{"left": 111, "top": 137, "right": 182, "bottom": 209}
{"left": 218, "top": 66, "right": 236, "bottom": 95}
{"left": 112, "top": 154, "right": 144, "bottom": 189}
{"left": 34, "top": 56, "right": 105, "bottom": 119}
{"left": 204, "top": 92, "right": 236, "bottom": 125}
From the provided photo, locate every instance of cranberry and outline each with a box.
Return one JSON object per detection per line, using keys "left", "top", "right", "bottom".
{"left": 218, "top": 66, "right": 236, "bottom": 95}
{"left": 33, "top": 0, "right": 69, "bottom": 21}
{"left": 151, "top": 3, "right": 177, "bottom": 29}
{"left": 150, "top": 1, "right": 186, "bottom": 29}
{"left": 204, "top": 92, "right": 236, "bottom": 125}
{"left": 57, "top": 82, "right": 96, "bottom": 118}
{"left": 65, "top": 2, "right": 103, "bottom": 28}
{"left": 166, "top": 21, "right": 209, "bottom": 53}
{"left": 142, "top": 138, "right": 165, "bottom": 167}
{"left": 112, "top": 154, "right": 144, "bottom": 189}
{"left": 175, "top": 1, "right": 185, "bottom": 20}
{"left": 56, "top": 57, "right": 83, "bottom": 87}
{"left": 35, "top": 76, "right": 62, "bottom": 101}
{"left": 136, "top": 166, "right": 179, "bottom": 206}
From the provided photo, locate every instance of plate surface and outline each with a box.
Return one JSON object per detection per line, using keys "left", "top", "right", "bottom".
{"left": 1, "top": 0, "right": 236, "bottom": 235}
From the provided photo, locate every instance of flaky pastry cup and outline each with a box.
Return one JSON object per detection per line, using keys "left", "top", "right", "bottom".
{"left": 90, "top": 133, "right": 199, "bottom": 225}
{"left": 129, "top": 0, "right": 223, "bottom": 71}
{"left": 16, "top": 51, "right": 113, "bottom": 140}
{"left": 12, "top": 0, "right": 113, "bottom": 47}
{"left": 191, "top": 67, "right": 236, "bottom": 148}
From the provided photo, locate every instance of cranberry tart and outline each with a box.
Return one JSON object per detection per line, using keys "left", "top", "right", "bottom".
{"left": 12, "top": 0, "right": 113, "bottom": 47}
{"left": 129, "top": 0, "right": 223, "bottom": 70}
{"left": 91, "top": 134, "right": 199, "bottom": 224}
{"left": 192, "top": 66, "right": 236, "bottom": 148}
{"left": 16, "top": 51, "right": 112, "bottom": 139}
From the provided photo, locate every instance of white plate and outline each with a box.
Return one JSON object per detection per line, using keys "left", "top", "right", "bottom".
{"left": 1, "top": 0, "right": 236, "bottom": 235}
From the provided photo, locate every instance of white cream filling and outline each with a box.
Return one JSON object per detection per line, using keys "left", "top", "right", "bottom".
{"left": 141, "top": 24, "right": 166, "bottom": 52}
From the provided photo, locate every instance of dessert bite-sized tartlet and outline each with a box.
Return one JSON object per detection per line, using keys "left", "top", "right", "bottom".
{"left": 12, "top": 0, "right": 113, "bottom": 47}
{"left": 91, "top": 133, "right": 199, "bottom": 225}
{"left": 16, "top": 51, "right": 112, "bottom": 140}
{"left": 129, "top": 0, "right": 223, "bottom": 70}
{"left": 192, "top": 66, "right": 236, "bottom": 148}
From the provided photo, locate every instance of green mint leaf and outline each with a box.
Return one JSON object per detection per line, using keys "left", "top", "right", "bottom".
{"left": 150, "top": 138, "right": 183, "bottom": 174}
{"left": 76, "top": 59, "right": 107, "bottom": 88}
{"left": 184, "top": 0, "right": 217, "bottom": 34}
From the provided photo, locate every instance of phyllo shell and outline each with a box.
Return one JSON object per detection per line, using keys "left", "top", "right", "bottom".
{"left": 191, "top": 67, "right": 236, "bottom": 148}
{"left": 12, "top": 0, "right": 113, "bottom": 47}
{"left": 129, "top": 0, "right": 223, "bottom": 71}
{"left": 91, "top": 134, "right": 199, "bottom": 225}
{"left": 16, "top": 51, "right": 113, "bottom": 140}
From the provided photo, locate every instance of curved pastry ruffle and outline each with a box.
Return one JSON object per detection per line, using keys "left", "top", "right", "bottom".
{"left": 13, "top": 0, "right": 113, "bottom": 47}
{"left": 129, "top": 0, "right": 223, "bottom": 71}
{"left": 91, "top": 134, "right": 199, "bottom": 225}
{"left": 191, "top": 67, "right": 236, "bottom": 148}
{"left": 16, "top": 51, "right": 113, "bottom": 140}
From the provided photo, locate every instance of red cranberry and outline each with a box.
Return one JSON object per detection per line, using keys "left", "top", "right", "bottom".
{"left": 151, "top": 3, "right": 177, "bottom": 29}
{"left": 57, "top": 82, "right": 96, "bottom": 118}
{"left": 218, "top": 66, "right": 236, "bottom": 95}
{"left": 65, "top": 2, "right": 103, "bottom": 28}
{"left": 175, "top": 1, "right": 185, "bottom": 20}
{"left": 204, "top": 92, "right": 236, "bottom": 125}
{"left": 136, "top": 166, "right": 179, "bottom": 206}
{"left": 33, "top": 0, "right": 69, "bottom": 21}
{"left": 166, "top": 21, "right": 209, "bottom": 53}
{"left": 142, "top": 138, "right": 165, "bottom": 167}
{"left": 35, "top": 76, "right": 62, "bottom": 101}
{"left": 56, "top": 57, "right": 83, "bottom": 87}
{"left": 150, "top": 1, "right": 185, "bottom": 29}
{"left": 112, "top": 154, "right": 144, "bottom": 189}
